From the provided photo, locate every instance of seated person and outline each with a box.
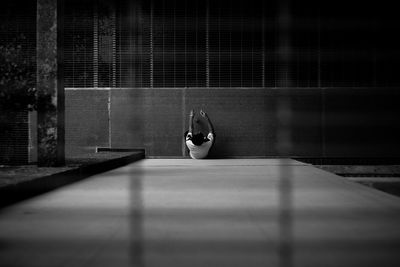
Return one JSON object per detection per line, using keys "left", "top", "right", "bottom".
{"left": 185, "top": 109, "right": 215, "bottom": 159}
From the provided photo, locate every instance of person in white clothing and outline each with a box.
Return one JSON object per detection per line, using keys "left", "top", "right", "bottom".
{"left": 185, "top": 109, "right": 215, "bottom": 159}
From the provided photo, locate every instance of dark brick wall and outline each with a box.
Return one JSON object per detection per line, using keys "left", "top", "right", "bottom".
{"left": 0, "top": 111, "right": 29, "bottom": 165}
{"left": 65, "top": 88, "right": 400, "bottom": 158}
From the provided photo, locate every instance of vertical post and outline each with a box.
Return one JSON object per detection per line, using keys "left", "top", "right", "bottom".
{"left": 93, "top": 1, "right": 99, "bottom": 88}
{"left": 149, "top": 0, "right": 154, "bottom": 88}
{"left": 262, "top": 4, "right": 265, "bottom": 88}
{"left": 206, "top": 0, "right": 210, "bottom": 88}
{"left": 112, "top": 5, "right": 117, "bottom": 89}
{"left": 37, "top": 0, "right": 65, "bottom": 166}
{"left": 137, "top": 1, "right": 143, "bottom": 88}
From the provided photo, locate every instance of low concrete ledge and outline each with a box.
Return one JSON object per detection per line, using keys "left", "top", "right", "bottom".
{"left": 96, "top": 147, "right": 146, "bottom": 153}
{"left": 294, "top": 157, "right": 400, "bottom": 165}
{"left": 0, "top": 151, "right": 145, "bottom": 208}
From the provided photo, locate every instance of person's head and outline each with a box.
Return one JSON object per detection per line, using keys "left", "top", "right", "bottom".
{"left": 191, "top": 132, "right": 206, "bottom": 146}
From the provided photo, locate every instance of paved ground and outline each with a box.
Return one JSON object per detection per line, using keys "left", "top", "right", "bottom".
{"left": 1, "top": 159, "right": 400, "bottom": 267}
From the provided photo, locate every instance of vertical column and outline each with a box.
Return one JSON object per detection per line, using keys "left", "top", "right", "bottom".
{"left": 111, "top": 6, "right": 117, "bottom": 88}
{"left": 37, "top": 0, "right": 65, "bottom": 166}
{"left": 93, "top": 1, "right": 99, "bottom": 88}
{"left": 261, "top": 6, "right": 265, "bottom": 88}
{"left": 205, "top": 0, "right": 210, "bottom": 88}
{"left": 149, "top": 0, "right": 154, "bottom": 88}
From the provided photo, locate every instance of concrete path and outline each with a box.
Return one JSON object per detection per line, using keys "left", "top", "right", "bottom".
{"left": 1, "top": 159, "right": 400, "bottom": 267}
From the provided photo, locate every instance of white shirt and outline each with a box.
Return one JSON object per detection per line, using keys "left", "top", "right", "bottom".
{"left": 185, "top": 132, "right": 214, "bottom": 159}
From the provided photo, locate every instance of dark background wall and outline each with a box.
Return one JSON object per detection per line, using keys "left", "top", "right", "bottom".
{"left": 2, "top": 0, "right": 400, "bottom": 163}
{"left": 0, "top": 111, "right": 29, "bottom": 164}
{"left": 63, "top": 0, "right": 400, "bottom": 159}
{"left": 0, "top": 0, "right": 35, "bottom": 165}
{"left": 63, "top": 0, "right": 400, "bottom": 89}
{"left": 65, "top": 88, "right": 400, "bottom": 158}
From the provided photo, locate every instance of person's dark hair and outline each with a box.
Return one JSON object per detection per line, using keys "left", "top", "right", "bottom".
{"left": 191, "top": 132, "right": 205, "bottom": 146}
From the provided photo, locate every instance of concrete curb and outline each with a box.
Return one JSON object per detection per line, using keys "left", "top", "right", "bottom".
{"left": 0, "top": 151, "right": 145, "bottom": 208}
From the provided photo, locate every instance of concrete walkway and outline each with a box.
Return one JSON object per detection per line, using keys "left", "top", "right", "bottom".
{"left": 1, "top": 159, "right": 400, "bottom": 267}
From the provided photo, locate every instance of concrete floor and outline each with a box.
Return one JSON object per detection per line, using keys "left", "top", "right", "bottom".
{"left": 1, "top": 159, "right": 400, "bottom": 267}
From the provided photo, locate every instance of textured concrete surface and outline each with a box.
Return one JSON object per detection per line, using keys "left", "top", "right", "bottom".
{"left": 65, "top": 88, "right": 400, "bottom": 158}
{"left": 0, "top": 151, "right": 144, "bottom": 208}
{"left": 1, "top": 159, "right": 400, "bottom": 267}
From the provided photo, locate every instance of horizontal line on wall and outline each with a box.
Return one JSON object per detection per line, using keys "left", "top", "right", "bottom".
{"left": 65, "top": 87, "right": 114, "bottom": 90}
{"left": 65, "top": 87, "right": 287, "bottom": 90}
{"left": 65, "top": 87, "right": 400, "bottom": 90}
{"left": 64, "top": 87, "right": 309, "bottom": 90}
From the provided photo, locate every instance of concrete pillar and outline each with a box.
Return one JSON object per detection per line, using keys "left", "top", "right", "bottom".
{"left": 36, "top": 0, "right": 65, "bottom": 166}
